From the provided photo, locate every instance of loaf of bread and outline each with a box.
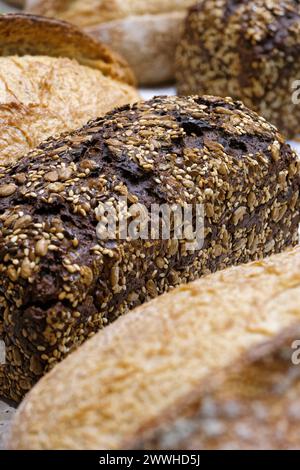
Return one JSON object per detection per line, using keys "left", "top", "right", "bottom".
{"left": 0, "top": 14, "right": 138, "bottom": 167}
{"left": 7, "top": 247, "right": 300, "bottom": 450}
{"left": 4, "top": 0, "right": 24, "bottom": 6}
{"left": 25, "top": 0, "right": 195, "bottom": 85}
{"left": 0, "top": 95, "right": 299, "bottom": 403}
{"left": 128, "top": 324, "right": 300, "bottom": 450}
{"left": 176, "top": 0, "right": 300, "bottom": 138}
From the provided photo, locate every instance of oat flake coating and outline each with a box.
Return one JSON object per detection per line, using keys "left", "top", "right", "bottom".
{"left": 176, "top": 0, "right": 300, "bottom": 138}
{"left": 0, "top": 95, "right": 299, "bottom": 402}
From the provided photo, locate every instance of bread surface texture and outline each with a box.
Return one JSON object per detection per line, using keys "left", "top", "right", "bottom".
{"left": 4, "top": 0, "right": 24, "bottom": 6}
{"left": 176, "top": 0, "right": 300, "bottom": 138}
{"left": 0, "top": 14, "right": 136, "bottom": 84}
{"left": 26, "top": 0, "right": 194, "bottom": 27}
{"left": 128, "top": 325, "right": 300, "bottom": 450}
{"left": 0, "top": 14, "right": 138, "bottom": 167}
{"left": 26, "top": 1, "right": 195, "bottom": 84}
{"left": 0, "top": 95, "right": 299, "bottom": 403}
{"left": 7, "top": 247, "right": 300, "bottom": 450}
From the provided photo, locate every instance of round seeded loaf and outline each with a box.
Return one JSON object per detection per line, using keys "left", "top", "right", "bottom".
{"left": 25, "top": 0, "right": 195, "bottom": 85}
{"left": 7, "top": 247, "right": 300, "bottom": 449}
{"left": 0, "top": 14, "right": 138, "bottom": 167}
{"left": 176, "top": 0, "right": 300, "bottom": 138}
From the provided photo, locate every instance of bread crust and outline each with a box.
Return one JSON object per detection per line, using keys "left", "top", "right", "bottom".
{"left": 127, "top": 324, "right": 300, "bottom": 450}
{"left": 0, "top": 14, "right": 138, "bottom": 167}
{"left": 0, "top": 14, "right": 136, "bottom": 85}
{"left": 6, "top": 246, "right": 300, "bottom": 449}
{"left": 26, "top": 1, "right": 195, "bottom": 84}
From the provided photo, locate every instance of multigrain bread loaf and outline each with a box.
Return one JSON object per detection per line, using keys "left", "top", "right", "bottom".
{"left": 1, "top": 95, "right": 299, "bottom": 403}
{"left": 176, "top": 0, "right": 300, "bottom": 138}
{"left": 25, "top": 0, "right": 195, "bottom": 85}
{"left": 7, "top": 247, "right": 300, "bottom": 450}
{"left": 0, "top": 14, "right": 138, "bottom": 167}
{"left": 128, "top": 325, "right": 300, "bottom": 450}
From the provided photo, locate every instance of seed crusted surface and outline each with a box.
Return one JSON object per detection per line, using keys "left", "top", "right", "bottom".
{"left": 0, "top": 95, "right": 299, "bottom": 402}
{"left": 176, "top": 0, "right": 300, "bottom": 138}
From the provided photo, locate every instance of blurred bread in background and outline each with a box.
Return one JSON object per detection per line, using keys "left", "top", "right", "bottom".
{"left": 3, "top": 0, "right": 24, "bottom": 7}
{"left": 176, "top": 0, "right": 300, "bottom": 138}
{"left": 25, "top": 0, "right": 195, "bottom": 85}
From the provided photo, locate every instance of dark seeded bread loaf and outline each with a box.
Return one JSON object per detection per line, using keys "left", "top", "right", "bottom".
{"left": 0, "top": 95, "right": 299, "bottom": 403}
{"left": 128, "top": 325, "right": 300, "bottom": 450}
{"left": 7, "top": 247, "right": 300, "bottom": 450}
{"left": 176, "top": 0, "right": 300, "bottom": 138}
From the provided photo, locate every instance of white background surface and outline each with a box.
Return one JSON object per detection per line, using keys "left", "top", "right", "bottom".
{"left": 1, "top": 0, "right": 300, "bottom": 450}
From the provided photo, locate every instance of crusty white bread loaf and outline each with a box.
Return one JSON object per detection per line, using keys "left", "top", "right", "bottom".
{"left": 7, "top": 246, "right": 300, "bottom": 450}
{"left": 0, "top": 14, "right": 138, "bottom": 167}
{"left": 25, "top": 0, "right": 195, "bottom": 85}
{"left": 127, "top": 325, "right": 300, "bottom": 450}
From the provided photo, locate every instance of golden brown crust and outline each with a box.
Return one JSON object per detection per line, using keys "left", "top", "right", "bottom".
{"left": 128, "top": 325, "right": 300, "bottom": 450}
{"left": 0, "top": 14, "right": 136, "bottom": 86}
{"left": 0, "top": 13, "right": 138, "bottom": 167}
{"left": 0, "top": 56, "right": 138, "bottom": 167}
{"left": 7, "top": 246, "right": 300, "bottom": 450}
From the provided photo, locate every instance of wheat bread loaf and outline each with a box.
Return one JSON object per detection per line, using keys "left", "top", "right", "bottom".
{"left": 176, "top": 0, "right": 300, "bottom": 138}
{"left": 0, "top": 94, "right": 299, "bottom": 403}
{"left": 7, "top": 247, "right": 300, "bottom": 449}
{"left": 26, "top": 0, "right": 195, "bottom": 85}
{"left": 0, "top": 13, "right": 138, "bottom": 167}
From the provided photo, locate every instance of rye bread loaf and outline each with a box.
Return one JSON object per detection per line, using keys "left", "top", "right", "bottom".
{"left": 128, "top": 325, "right": 300, "bottom": 450}
{"left": 176, "top": 0, "right": 300, "bottom": 138}
{"left": 7, "top": 247, "right": 300, "bottom": 450}
{"left": 0, "top": 94, "right": 299, "bottom": 403}
{"left": 0, "top": 14, "right": 138, "bottom": 167}
{"left": 25, "top": 0, "right": 195, "bottom": 85}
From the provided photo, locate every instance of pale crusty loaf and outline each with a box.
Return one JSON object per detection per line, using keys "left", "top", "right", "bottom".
{"left": 26, "top": 0, "right": 195, "bottom": 85}
{"left": 128, "top": 325, "right": 300, "bottom": 450}
{"left": 1, "top": 95, "right": 299, "bottom": 404}
{"left": 0, "top": 14, "right": 138, "bottom": 167}
{"left": 7, "top": 247, "right": 300, "bottom": 450}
